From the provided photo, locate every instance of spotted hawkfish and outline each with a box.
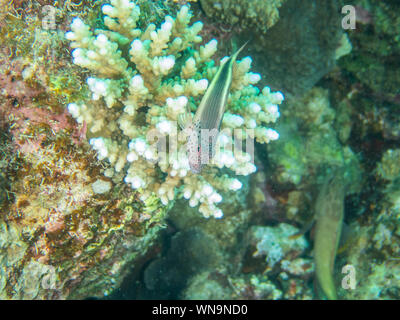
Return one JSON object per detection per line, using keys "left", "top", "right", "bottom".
{"left": 179, "top": 42, "right": 248, "bottom": 173}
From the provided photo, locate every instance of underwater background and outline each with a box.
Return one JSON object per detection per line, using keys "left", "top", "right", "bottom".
{"left": 0, "top": 0, "right": 399, "bottom": 300}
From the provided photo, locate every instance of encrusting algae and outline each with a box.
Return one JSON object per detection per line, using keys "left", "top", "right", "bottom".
{"left": 0, "top": 0, "right": 172, "bottom": 299}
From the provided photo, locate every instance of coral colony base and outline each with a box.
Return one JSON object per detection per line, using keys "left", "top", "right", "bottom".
{"left": 66, "top": 0, "right": 283, "bottom": 218}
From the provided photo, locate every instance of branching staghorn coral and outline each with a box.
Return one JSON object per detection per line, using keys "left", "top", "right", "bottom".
{"left": 66, "top": 0, "right": 283, "bottom": 218}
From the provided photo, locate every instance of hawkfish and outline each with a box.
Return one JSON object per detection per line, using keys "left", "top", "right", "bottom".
{"left": 179, "top": 42, "right": 248, "bottom": 173}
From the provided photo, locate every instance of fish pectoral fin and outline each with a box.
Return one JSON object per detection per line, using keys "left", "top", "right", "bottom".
{"left": 178, "top": 113, "right": 186, "bottom": 130}
{"left": 289, "top": 219, "right": 315, "bottom": 240}
{"left": 178, "top": 103, "right": 194, "bottom": 130}
{"left": 178, "top": 112, "right": 192, "bottom": 130}
{"left": 337, "top": 223, "right": 353, "bottom": 255}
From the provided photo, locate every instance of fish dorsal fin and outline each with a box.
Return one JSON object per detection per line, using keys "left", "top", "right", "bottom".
{"left": 231, "top": 40, "right": 250, "bottom": 76}
{"left": 178, "top": 112, "right": 190, "bottom": 130}
{"left": 231, "top": 40, "right": 250, "bottom": 63}
{"left": 178, "top": 102, "right": 193, "bottom": 130}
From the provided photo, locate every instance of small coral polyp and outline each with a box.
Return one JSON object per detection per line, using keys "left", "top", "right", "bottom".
{"left": 66, "top": 0, "right": 283, "bottom": 218}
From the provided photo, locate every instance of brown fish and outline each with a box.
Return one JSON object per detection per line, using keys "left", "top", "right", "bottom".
{"left": 179, "top": 42, "right": 249, "bottom": 173}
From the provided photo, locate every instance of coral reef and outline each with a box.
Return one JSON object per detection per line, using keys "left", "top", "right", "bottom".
{"left": 0, "top": 99, "right": 168, "bottom": 299}
{"left": 377, "top": 149, "right": 400, "bottom": 209}
{"left": 250, "top": 224, "right": 308, "bottom": 269}
{"left": 340, "top": 0, "right": 400, "bottom": 99}
{"left": 376, "top": 148, "right": 400, "bottom": 214}
{"left": 268, "top": 87, "right": 362, "bottom": 195}
{"left": 0, "top": 106, "right": 168, "bottom": 298}
{"left": 0, "top": 0, "right": 169, "bottom": 299}
{"left": 200, "top": 0, "right": 345, "bottom": 96}
{"left": 0, "top": 0, "right": 398, "bottom": 301}
{"left": 66, "top": 0, "right": 283, "bottom": 218}
{"left": 199, "top": 0, "right": 286, "bottom": 34}
{"left": 177, "top": 222, "right": 313, "bottom": 300}
{"left": 131, "top": 175, "right": 314, "bottom": 300}
{"left": 249, "top": 0, "right": 343, "bottom": 96}
{"left": 338, "top": 149, "right": 400, "bottom": 299}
